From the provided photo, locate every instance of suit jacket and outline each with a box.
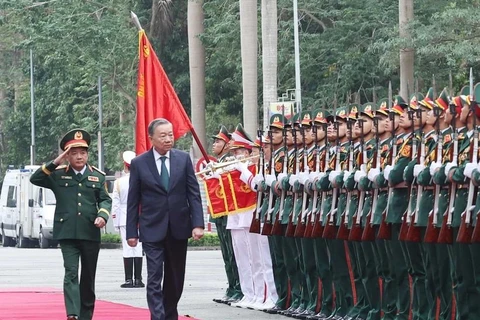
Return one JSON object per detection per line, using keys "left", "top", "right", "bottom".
{"left": 126, "top": 148, "right": 204, "bottom": 242}
{"left": 30, "top": 161, "right": 111, "bottom": 241}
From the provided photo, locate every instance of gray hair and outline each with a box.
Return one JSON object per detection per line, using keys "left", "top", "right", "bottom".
{"left": 148, "top": 118, "right": 172, "bottom": 136}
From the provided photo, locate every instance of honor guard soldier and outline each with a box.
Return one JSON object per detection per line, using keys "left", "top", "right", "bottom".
{"left": 30, "top": 129, "right": 112, "bottom": 320}
{"left": 210, "top": 126, "right": 243, "bottom": 305}
{"left": 113, "top": 151, "right": 144, "bottom": 288}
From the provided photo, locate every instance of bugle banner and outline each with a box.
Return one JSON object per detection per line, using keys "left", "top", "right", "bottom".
{"left": 204, "top": 164, "right": 257, "bottom": 218}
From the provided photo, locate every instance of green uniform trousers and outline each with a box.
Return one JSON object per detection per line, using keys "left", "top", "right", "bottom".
{"left": 384, "top": 224, "right": 410, "bottom": 320}
{"left": 300, "top": 237, "right": 319, "bottom": 312}
{"left": 325, "top": 239, "right": 354, "bottom": 317}
{"left": 372, "top": 227, "right": 396, "bottom": 320}
{"left": 215, "top": 217, "right": 242, "bottom": 299}
{"left": 270, "top": 234, "right": 288, "bottom": 308}
{"left": 346, "top": 240, "right": 369, "bottom": 319}
{"left": 313, "top": 238, "right": 334, "bottom": 316}
{"left": 282, "top": 230, "right": 301, "bottom": 309}
{"left": 60, "top": 239, "right": 100, "bottom": 320}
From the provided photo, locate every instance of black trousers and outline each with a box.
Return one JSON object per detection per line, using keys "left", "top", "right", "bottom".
{"left": 59, "top": 239, "right": 100, "bottom": 320}
{"left": 143, "top": 231, "right": 188, "bottom": 320}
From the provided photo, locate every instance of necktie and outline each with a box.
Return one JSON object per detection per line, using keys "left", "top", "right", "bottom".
{"left": 160, "top": 156, "right": 169, "bottom": 190}
{"left": 76, "top": 173, "right": 82, "bottom": 180}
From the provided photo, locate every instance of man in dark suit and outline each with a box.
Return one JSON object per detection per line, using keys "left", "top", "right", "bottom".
{"left": 30, "top": 129, "right": 112, "bottom": 320}
{"left": 126, "top": 118, "right": 205, "bottom": 320}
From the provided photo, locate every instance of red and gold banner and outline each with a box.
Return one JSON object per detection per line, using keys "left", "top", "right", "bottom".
{"left": 204, "top": 165, "right": 257, "bottom": 218}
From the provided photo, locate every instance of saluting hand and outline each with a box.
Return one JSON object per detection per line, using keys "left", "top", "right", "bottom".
{"left": 53, "top": 147, "right": 70, "bottom": 165}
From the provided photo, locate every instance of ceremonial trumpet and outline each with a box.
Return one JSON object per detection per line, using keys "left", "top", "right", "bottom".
{"left": 195, "top": 155, "right": 259, "bottom": 176}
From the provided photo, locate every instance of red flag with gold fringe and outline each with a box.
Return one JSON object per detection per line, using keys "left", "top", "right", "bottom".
{"left": 136, "top": 30, "right": 193, "bottom": 155}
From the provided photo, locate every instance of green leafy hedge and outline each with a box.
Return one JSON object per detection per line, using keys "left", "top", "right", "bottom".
{"left": 101, "top": 232, "right": 220, "bottom": 247}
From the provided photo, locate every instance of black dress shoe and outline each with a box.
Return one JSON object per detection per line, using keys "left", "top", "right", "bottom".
{"left": 326, "top": 315, "right": 343, "bottom": 320}
{"left": 67, "top": 316, "right": 78, "bottom": 320}
{"left": 120, "top": 279, "right": 134, "bottom": 288}
{"left": 264, "top": 305, "right": 285, "bottom": 314}
{"left": 295, "top": 309, "right": 316, "bottom": 319}
{"left": 134, "top": 279, "right": 145, "bottom": 287}
{"left": 307, "top": 312, "right": 329, "bottom": 320}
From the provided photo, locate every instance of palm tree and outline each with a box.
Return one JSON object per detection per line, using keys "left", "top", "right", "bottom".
{"left": 261, "top": 0, "right": 278, "bottom": 130}
{"left": 399, "top": 0, "right": 414, "bottom": 99}
{"left": 240, "top": 0, "right": 258, "bottom": 137}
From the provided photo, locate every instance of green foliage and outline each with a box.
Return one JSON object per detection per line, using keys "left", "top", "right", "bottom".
{"left": 2, "top": 0, "right": 480, "bottom": 179}
{"left": 101, "top": 233, "right": 121, "bottom": 243}
{"left": 188, "top": 232, "right": 220, "bottom": 247}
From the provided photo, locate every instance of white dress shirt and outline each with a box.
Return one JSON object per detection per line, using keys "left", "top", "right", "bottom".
{"left": 152, "top": 148, "right": 170, "bottom": 176}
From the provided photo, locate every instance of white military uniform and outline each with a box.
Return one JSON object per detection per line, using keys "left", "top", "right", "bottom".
{"left": 112, "top": 173, "right": 142, "bottom": 257}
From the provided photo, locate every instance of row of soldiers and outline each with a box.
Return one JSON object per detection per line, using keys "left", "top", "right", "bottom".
{"left": 208, "top": 83, "right": 480, "bottom": 320}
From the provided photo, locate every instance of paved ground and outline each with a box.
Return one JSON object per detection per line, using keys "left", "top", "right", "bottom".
{"left": 0, "top": 246, "right": 280, "bottom": 320}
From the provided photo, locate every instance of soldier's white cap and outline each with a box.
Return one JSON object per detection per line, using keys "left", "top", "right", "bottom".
{"left": 122, "top": 151, "right": 136, "bottom": 167}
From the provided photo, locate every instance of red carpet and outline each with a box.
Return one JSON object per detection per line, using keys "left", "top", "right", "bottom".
{"left": 0, "top": 288, "right": 198, "bottom": 320}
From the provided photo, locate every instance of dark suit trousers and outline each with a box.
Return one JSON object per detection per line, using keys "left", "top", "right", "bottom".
{"left": 59, "top": 239, "right": 100, "bottom": 320}
{"left": 143, "top": 231, "right": 188, "bottom": 320}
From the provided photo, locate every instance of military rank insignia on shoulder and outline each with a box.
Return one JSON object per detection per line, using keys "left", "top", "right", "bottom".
{"left": 92, "top": 166, "right": 106, "bottom": 175}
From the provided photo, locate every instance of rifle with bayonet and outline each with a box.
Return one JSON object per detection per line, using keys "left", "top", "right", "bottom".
{"left": 286, "top": 127, "right": 300, "bottom": 237}
{"left": 249, "top": 129, "right": 264, "bottom": 234}
{"left": 362, "top": 110, "right": 381, "bottom": 241}
{"left": 271, "top": 126, "right": 289, "bottom": 236}
{"left": 406, "top": 106, "right": 424, "bottom": 242}
{"left": 350, "top": 116, "right": 366, "bottom": 241}
{"left": 399, "top": 105, "right": 418, "bottom": 241}
{"left": 304, "top": 124, "right": 319, "bottom": 238}
{"left": 337, "top": 112, "right": 354, "bottom": 240}
{"left": 261, "top": 130, "right": 275, "bottom": 235}
{"left": 377, "top": 83, "right": 395, "bottom": 240}
{"left": 295, "top": 125, "right": 310, "bottom": 237}
{"left": 311, "top": 122, "right": 329, "bottom": 238}
{"left": 424, "top": 104, "right": 443, "bottom": 243}
{"left": 458, "top": 71, "right": 477, "bottom": 243}
{"left": 323, "top": 115, "right": 341, "bottom": 239}
{"left": 437, "top": 100, "right": 457, "bottom": 244}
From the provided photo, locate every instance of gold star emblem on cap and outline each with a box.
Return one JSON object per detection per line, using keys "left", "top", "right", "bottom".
{"left": 75, "top": 131, "right": 83, "bottom": 140}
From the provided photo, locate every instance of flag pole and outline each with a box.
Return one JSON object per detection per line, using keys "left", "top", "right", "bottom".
{"left": 130, "top": 11, "right": 210, "bottom": 163}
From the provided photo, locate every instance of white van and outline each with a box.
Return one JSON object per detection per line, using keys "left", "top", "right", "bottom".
{"left": 0, "top": 166, "right": 57, "bottom": 248}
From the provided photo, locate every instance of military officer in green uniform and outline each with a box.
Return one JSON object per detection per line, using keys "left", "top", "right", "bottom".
{"left": 30, "top": 129, "right": 112, "bottom": 320}
{"left": 210, "top": 126, "right": 243, "bottom": 304}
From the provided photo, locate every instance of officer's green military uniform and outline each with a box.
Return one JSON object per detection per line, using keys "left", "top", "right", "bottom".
{"left": 308, "top": 109, "right": 335, "bottom": 319}
{"left": 30, "top": 129, "right": 111, "bottom": 320}
{"left": 383, "top": 96, "right": 411, "bottom": 320}
{"left": 210, "top": 126, "right": 243, "bottom": 303}
{"left": 262, "top": 114, "right": 289, "bottom": 314}
{"left": 319, "top": 107, "right": 354, "bottom": 319}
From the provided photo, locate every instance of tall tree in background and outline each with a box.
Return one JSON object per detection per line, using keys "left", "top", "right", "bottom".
{"left": 240, "top": 0, "right": 258, "bottom": 137}
{"left": 188, "top": 0, "right": 206, "bottom": 160}
{"left": 399, "top": 0, "right": 414, "bottom": 98}
{"left": 261, "top": 0, "right": 278, "bottom": 129}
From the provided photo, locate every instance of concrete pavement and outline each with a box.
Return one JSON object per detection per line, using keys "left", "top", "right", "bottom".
{"left": 0, "top": 247, "right": 280, "bottom": 320}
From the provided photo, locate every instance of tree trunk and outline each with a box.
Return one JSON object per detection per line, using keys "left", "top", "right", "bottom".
{"left": 240, "top": 0, "right": 258, "bottom": 138}
{"left": 399, "top": 0, "right": 414, "bottom": 99}
{"left": 261, "top": 0, "right": 277, "bottom": 130}
{"left": 188, "top": 0, "right": 206, "bottom": 161}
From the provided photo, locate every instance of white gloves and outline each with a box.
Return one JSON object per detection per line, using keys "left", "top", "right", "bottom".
{"left": 383, "top": 165, "right": 393, "bottom": 181}
{"left": 317, "top": 172, "right": 326, "bottom": 180}
{"left": 252, "top": 174, "right": 264, "bottom": 186}
{"left": 354, "top": 170, "right": 366, "bottom": 182}
{"left": 234, "top": 161, "right": 249, "bottom": 173}
{"left": 289, "top": 174, "right": 299, "bottom": 187}
{"left": 413, "top": 164, "right": 425, "bottom": 178}
{"left": 329, "top": 170, "right": 341, "bottom": 183}
{"left": 265, "top": 174, "right": 276, "bottom": 187}
{"left": 343, "top": 171, "right": 352, "bottom": 182}
{"left": 464, "top": 163, "right": 477, "bottom": 179}
{"left": 430, "top": 161, "right": 442, "bottom": 176}
{"left": 308, "top": 171, "right": 318, "bottom": 182}
{"left": 277, "top": 172, "right": 287, "bottom": 183}
{"left": 444, "top": 162, "right": 457, "bottom": 176}
{"left": 298, "top": 172, "right": 310, "bottom": 185}
{"left": 368, "top": 168, "right": 380, "bottom": 182}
